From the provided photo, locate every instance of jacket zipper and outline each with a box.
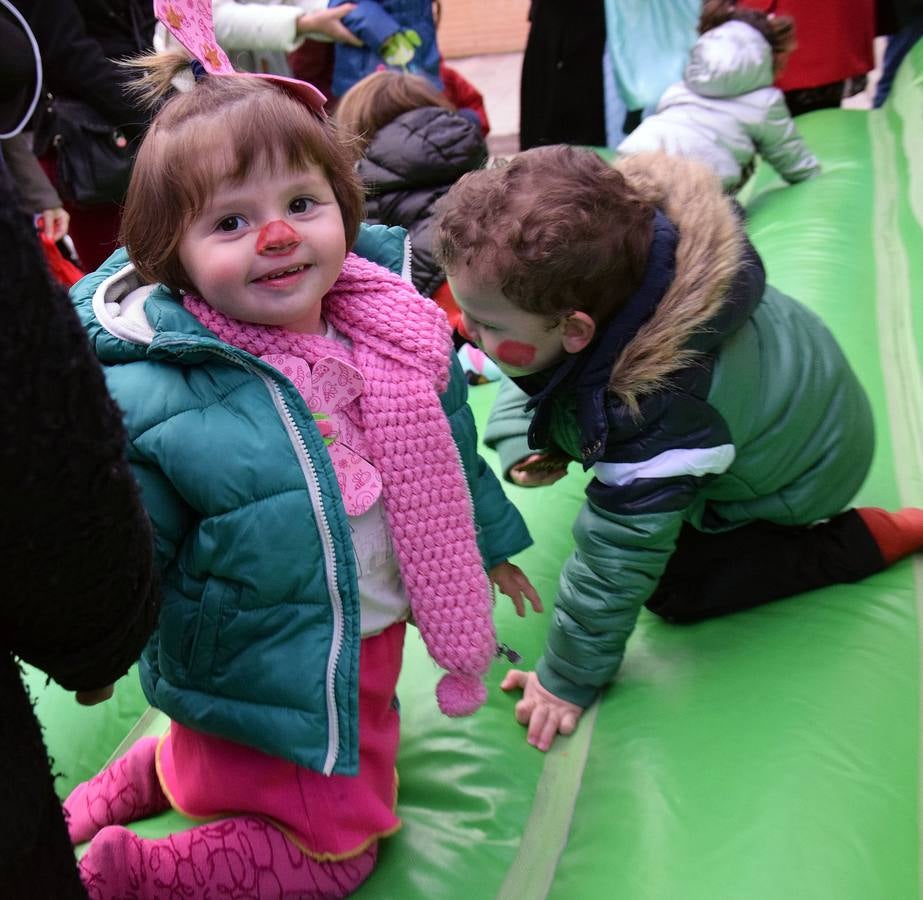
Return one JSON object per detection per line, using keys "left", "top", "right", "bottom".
{"left": 159, "top": 340, "right": 345, "bottom": 775}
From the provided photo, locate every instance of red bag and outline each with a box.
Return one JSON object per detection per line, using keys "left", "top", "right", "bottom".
{"left": 39, "top": 231, "right": 84, "bottom": 287}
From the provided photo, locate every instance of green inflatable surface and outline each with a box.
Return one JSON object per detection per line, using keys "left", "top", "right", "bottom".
{"left": 26, "top": 42, "right": 923, "bottom": 899}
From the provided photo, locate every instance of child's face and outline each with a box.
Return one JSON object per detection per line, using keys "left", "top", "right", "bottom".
{"left": 447, "top": 263, "right": 569, "bottom": 377}
{"left": 178, "top": 162, "right": 346, "bottom": 333}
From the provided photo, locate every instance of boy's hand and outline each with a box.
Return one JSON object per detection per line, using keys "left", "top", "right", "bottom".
{"left": 501, "top": 670, "right": 583, "bottom": 751}
{"left": 490, "top": 561, "right": 543, "bottom": 617}
{"left": 509, "top": 453, "right": 569, "bottom": 487}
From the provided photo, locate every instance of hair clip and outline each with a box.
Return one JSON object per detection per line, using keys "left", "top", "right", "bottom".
{"left": 155, "top": 0, "right": 328, "bottom": 116}
{"left": 189, "top": 59, "right": 207, "bottom": 82}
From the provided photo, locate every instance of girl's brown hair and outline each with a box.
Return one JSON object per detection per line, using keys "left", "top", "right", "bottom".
{"left": 699, "top": 0, "right": 796, "bottom": 66}
{"left": 120, "top": 50, "right": 364, "bottom": 293}
{"left": 335, "top": 70, "right": 454, "bottom": 150}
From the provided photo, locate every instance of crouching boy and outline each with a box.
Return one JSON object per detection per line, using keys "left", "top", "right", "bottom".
{"left": 435, "top": 146, "right": 923, "bottom": 751}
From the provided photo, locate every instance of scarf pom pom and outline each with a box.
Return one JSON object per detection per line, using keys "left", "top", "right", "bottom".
{"left": 436, "top": 673, "right": 487, "bottom": 717}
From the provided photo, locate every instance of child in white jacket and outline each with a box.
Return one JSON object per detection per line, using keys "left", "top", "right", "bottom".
{"left": 618, "top": 0, "right": 820, "bottom": 193}
{"left": 155, "top": 0, "right": 360, "bottom": 78}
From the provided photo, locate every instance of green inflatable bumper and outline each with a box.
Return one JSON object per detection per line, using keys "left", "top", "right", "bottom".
{"left": 26, "top": 41, "right": 923, "bottom": 899}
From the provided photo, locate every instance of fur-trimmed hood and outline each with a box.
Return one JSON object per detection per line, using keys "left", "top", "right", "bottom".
{"left": 518, "top": 152, "right": 765, "bottom": 465}
{"left": 607, "top": 152, "right": 760, "bottom": 414}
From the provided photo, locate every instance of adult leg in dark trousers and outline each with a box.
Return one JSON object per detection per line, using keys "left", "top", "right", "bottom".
{"left": 645, "top": 510, "right": 886, "bottom": 624}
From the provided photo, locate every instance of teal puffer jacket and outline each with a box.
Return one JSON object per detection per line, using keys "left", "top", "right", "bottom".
{"left": 485, "top": 156, "right": 872, "bottom": 707}
{"left": 72, "top": 227, "right": 531, "bottom": 776}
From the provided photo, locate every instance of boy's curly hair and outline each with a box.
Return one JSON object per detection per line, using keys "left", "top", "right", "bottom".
{"left": 434, "top": 145, "right": 655, "bottom": 325}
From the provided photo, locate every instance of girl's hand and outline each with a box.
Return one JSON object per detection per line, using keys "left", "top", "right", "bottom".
{"left": 296, "top": 5, "right": 362, "bottom": 45}
{"left": 509, "top": 453, "right": 569, "bottom": 487}
{"left": 490, "top": 561, "right": 543, "bottom": 617}
{"left": 500, "top": 670, "right": 583, "bottom": 751}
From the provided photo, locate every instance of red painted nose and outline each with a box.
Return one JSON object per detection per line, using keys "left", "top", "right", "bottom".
{"left": 256, "top": 220, "right": 301, "bottom": 254}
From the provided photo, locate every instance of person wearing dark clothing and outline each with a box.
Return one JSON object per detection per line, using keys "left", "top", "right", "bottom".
{"left": 16, "top": 0, "right": 155, "bottom": 268}
{"left": 0, "top": 133, "right": 158, "bottom": 899}
{"left": 874, "top": 0, "right": 923, "bottom": 107}
{"left": 359, "top": 105, "right": 486, "bottom": 298}
{"left": 519, "top": 0, "right": 607, "bottom": 150}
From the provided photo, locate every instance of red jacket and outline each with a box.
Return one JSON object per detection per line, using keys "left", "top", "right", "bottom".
{"left": 440, "top": 62, "right": 490, "bottom": 136}
{"left": 739, "top": 0, "right": 875, "bottom": 90}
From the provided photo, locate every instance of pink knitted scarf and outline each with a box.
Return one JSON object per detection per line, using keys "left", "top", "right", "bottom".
{"left": 184, "top": 253, "right": 495, "bottom": 715}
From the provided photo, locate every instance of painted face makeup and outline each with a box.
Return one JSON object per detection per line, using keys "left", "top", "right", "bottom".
{"left": 177, "top": 163, "right": 347, "bottom": 334}
{"left": 256, "top": 219, "right": 301, "bottom": 255}
{"left": 495, "top": 340, "right": 536, "bottom": 369}
{"left": 447, "top": 264, "right": 569, "bottom": 377}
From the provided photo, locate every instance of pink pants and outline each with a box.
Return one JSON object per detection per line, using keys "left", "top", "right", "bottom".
{"left": 65, "top": 737, "right": 377, "bottom": 899}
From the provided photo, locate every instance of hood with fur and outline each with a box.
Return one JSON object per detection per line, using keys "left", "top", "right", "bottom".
{"left": 607, "top": 152, "right": 752, "bottom": 414}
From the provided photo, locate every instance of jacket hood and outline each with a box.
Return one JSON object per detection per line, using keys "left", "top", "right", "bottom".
{"left": 606, "top": 152, "right": 763, "bottom": 414}
{"left": 359, "top": 106, "right": 487, "bottom": 193}
{"left": 684, "top": 20, "right": 774, "bottom": 98}
{"left": 71, "top": 251, "right": 221, "bottom": 366}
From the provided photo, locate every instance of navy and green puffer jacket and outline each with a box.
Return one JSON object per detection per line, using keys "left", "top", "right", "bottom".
{"left": 72, "top": 225, "right": 532, "bottom": 776}
{"left": 485, "top": 155, "right": 873, "bottom": 708}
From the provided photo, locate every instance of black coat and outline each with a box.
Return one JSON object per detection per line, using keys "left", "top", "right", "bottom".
{"left": 0, "top": 159, "right": 158, "bottom": 896}
{"left": 16, "top": 0, "right": 155, "bottom": 135}
{"left": 359, "top": 106, "right": 487, "bottom": 298}
{"left": 519, "top": 0, "right": 607, "bottom": 150}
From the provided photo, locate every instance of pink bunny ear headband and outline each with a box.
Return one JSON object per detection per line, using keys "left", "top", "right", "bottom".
{"left": 154, "top": 0, "right": 327, "bottom": 114}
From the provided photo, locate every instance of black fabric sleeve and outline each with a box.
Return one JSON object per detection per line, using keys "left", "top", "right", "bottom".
{"left": 17, "top": 0, "right": 145, "bottom": 131}
{"left": 0, "top": 160, "right": 158, "bottom": 692}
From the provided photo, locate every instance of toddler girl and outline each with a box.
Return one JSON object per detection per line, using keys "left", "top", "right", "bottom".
{"left": 62, "top": 26, "right": 536, "bottom": 899}
{"left": 618, "top": 0, "right": 821, "bottom": 193}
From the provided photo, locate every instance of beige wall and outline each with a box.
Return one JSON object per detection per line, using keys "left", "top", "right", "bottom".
{"left": 437, "top": 0, "right": 531, "bottom": 59}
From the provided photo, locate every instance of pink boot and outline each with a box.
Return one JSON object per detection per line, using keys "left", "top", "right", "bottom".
{"left": 64, "top": 736, "right": 170, "bottom": 844}
{"left": 79, "top": 816, "right": 378, "bottom": 899}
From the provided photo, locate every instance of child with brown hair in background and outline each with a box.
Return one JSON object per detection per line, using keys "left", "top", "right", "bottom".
{"left": 337, "top": 69, "right": 499, "bottom": 381}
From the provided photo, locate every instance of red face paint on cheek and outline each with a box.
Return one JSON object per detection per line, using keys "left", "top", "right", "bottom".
{"left": 496, "top": 340, "right": 536, "bottom": 368}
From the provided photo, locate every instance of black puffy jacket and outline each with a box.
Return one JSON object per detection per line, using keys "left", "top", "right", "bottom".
{"left": 360, "top": 105, "right": 487, "bottom": 298}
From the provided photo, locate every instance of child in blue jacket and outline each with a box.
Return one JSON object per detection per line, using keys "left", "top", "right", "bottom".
{"left": 329, "top": 0, "right": 442, "bottom": 98}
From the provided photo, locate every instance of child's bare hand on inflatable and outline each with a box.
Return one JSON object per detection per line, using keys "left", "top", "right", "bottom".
{"left": 490, "top": 561, "right": 543, "bottom": 617}
{"left": 509, "top": 453, "right": 570, "bottom": 487}
{"left": 501, "top": 670, "right": 583, "bottom": 751}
